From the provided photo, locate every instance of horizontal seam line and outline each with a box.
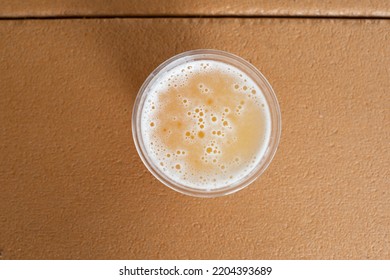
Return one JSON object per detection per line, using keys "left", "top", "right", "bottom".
{"left": 0, "top": 14, "right": 390, "bottom": 20}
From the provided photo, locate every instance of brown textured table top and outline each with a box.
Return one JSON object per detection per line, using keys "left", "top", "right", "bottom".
{"left": 0, "top": 3, "right": 389, "bottom": 260}
{"left": 1, "top": 0, "right": 390, "bottom": 18}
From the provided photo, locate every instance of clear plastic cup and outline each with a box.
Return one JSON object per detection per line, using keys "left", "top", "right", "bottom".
{"left": 132, "top": 49, "right": 281, "bottom": 197}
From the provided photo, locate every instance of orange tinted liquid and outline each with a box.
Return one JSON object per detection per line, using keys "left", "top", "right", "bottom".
{"left": 142, "top": 61, "right": 270, "bottom": 189}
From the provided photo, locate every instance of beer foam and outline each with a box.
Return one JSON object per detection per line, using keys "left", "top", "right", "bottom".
{"left": 141, "top": 60, "right": 271, "bottom": 190}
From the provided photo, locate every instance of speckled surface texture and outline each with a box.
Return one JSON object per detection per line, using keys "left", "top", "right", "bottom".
{"left": 1, "top": 0, "right": 390, "bottom": 17}
{"left": 0, "top": 18, "right": 389, "bottom": 259}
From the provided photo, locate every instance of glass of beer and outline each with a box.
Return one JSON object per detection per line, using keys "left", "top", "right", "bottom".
{"left": 132, "top": 50, "right": 281, "bottom": 197}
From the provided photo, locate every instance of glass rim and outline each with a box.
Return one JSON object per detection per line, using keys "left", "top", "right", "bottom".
{"left": 132, "top": 49, "right": 281, "bottom": 198}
